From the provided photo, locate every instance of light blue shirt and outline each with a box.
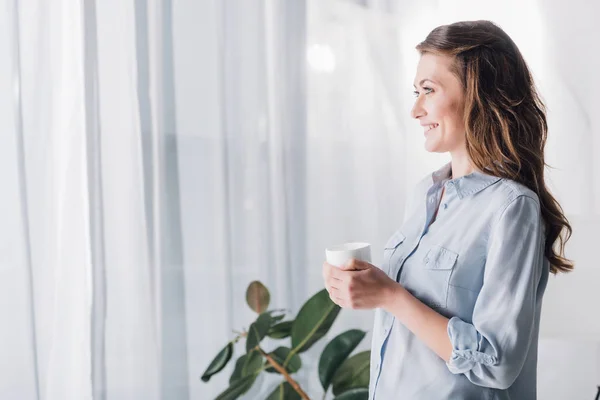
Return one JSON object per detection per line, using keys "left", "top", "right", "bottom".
{"left": 369, "top": 162, "right": 549, "bottom": 399}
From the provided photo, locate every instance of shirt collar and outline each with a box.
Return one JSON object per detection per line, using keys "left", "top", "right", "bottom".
{"left": 432, "top": 162, "right": 501, "bottom": 199}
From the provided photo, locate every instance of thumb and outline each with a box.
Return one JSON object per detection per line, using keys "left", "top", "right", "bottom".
{"left": 341, "top": 258, "right": 370, "bottom": 271}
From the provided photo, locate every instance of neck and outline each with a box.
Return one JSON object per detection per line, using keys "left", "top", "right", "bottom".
{"left": 449, "top": 155, "right": 475, "bottom": 180}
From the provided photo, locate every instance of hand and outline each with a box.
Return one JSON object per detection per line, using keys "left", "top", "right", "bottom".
{"left": 322, "top": 258, "right": 397, "bottom": 310}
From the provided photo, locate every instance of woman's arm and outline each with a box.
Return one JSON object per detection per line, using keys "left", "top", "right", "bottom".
{"left": 380, "top": 282, "right": 453, "bottom": 362}
{"left": 385, "top": 195, "right": 545, "bottom": 390}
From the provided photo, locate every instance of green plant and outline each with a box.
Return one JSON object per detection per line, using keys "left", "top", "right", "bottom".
{"left": 201, "top": 281, "right": 370, "bottom": 400}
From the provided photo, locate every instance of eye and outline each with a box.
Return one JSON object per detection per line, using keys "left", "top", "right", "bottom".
{"left": 412, "top": 87, "right": 434, "bottom": 98}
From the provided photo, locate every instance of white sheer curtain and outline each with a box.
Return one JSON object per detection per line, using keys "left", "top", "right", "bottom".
{"left": 0, "top": 0, "right": 93, "bottom": 398}
{"left": 1, "top": 0, "right": 598, "bottom": 399}
{"left": 0, "top": 0, "right": 315, "bottom": 398}
{"left": 0, "top": 0, "right": 174, "bottom": 398}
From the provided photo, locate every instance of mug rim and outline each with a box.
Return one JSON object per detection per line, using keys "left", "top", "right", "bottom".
{"left": 326, "top": 242, "right": 371, "bottom": 252}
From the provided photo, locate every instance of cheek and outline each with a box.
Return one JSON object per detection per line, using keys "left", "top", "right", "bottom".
{"left": 442, "top": 104, "right": 465, "bottom": 136}
{"left": 449, "top": 97, "right": 465, "bottom": 127}
{"left": 441, "top": 122, "right": 465, "bottom": 145}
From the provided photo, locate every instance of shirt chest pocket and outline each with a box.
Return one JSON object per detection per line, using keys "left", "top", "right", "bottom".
{"left": 383, "top": 231, "right": 406, "bottom": 277}
{"left": 419, "top": 245, "right": 458, "bottom": 309}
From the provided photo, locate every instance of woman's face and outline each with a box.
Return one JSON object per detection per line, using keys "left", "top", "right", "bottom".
{"left": 411, "top": 53, "right": 467, "bottom": 154}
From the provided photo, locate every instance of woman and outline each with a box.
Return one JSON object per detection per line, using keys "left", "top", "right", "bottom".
{"left": 322, "top": 20, "right": 573, "bottom": 399}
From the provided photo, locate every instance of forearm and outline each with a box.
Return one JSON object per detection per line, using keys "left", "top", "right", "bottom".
{"left": 381, "top": 281, "right": 453, "bottom": 362}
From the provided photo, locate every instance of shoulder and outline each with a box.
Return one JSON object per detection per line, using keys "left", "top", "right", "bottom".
{"left": 487, "top": 178, "right": 542, "bottom": 226}
{"left": 493, "top": 178, "right": 540, "bottom": 211}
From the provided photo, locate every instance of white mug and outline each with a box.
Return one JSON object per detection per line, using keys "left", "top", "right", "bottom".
{"left": 325, "top": 242, "right": 371, "bottom": 268}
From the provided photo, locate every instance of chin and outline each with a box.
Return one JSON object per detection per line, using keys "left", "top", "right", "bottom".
{"left": 424, "top": 135, "right": 452, "bottom": 153}
{"left": 424, "top": 142, "right": 444, "bottom": 153}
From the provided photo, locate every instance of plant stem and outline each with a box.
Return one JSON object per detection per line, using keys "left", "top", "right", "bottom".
{"left": 256, "top": 346, "right": 310, "bottom": 400}
{"left": 230, "top": 330, "right": 247, "bottom": 345}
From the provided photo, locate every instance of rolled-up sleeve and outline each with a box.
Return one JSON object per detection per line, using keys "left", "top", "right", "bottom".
{"left": 445, "top": 195, "right": 545, "bottom": 389}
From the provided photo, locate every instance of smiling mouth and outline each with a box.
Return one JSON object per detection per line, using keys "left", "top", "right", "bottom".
{"left": 424, "top": 123, "right": 439, "bottom": 133}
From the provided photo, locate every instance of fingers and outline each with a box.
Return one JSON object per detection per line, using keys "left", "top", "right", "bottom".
{"left": 323, "top": 262, "right": 345, "bottom": 303}
{"left": 328, "top": 286, "right": 345, "bottom": 306}
{"left": 323, "top": 261, "right": 354, "bottom": 308}
{"left": 323, "top": 262, "right": 345, "bottom": 282}
{"left": 324, "top": 276, "right": 343, "bottom": 291}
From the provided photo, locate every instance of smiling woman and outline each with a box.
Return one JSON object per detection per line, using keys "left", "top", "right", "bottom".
{"left": 322, "top": 19, "right": 574, "bottom": 400}
{"left": 370, "top": 20, "right": 574, "bottom": 399}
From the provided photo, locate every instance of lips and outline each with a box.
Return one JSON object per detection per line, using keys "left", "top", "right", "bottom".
{"left": 424, "top": 123, "right": 439, "bottom": 133}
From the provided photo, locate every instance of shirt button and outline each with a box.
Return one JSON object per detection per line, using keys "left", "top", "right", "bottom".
{"left": 443, "top": 203, "right": 448, "bottom": 209}
{"left": 429, "top": 198, "right": 434, "bottom": 203}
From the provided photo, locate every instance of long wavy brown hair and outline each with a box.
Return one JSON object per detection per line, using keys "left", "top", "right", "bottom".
{"left": 416, "top": 20, "right": 573, "bottom": 274}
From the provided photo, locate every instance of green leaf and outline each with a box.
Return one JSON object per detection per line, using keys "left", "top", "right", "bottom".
{"left": 246, "top": 312, "right": 273, "bottom": 353}
{"left": 242, "top": 350, "right": 263, "bottom": 376}
{"left": 264, "top": 346, "right": 302, "bottom": 374}
{"left": 333, "top": 388, "right": 369, "bottom": 400}
{"left": 200, "top": 342, "right": 233, "bottom": 382}
{"left": 228, "top": 350, "right": 263, "bottom": 386}
{"left": 246, "top": 281, "right": 270, "bottom": 314}
{"left": 215, "top": 373, "right": 257, "bottom": 400}
{"left": 270, "top": 313, "right": 286, "bottom": 324}
{"left": 229, "top": 354, "right": 247, "bottom": 385}
{"left": 331, "top": 351, "right": 370, "bottom": 396}
{"left": 291, "top": 289, "right": 341, "bottom": 353}
{"left": 318, "top": 329, "right": 366, "bottom": 391}
{"left": 265, "top": 382, "right": 301, "bottom": 400}
{"left": 267, "top": 320, "right": 293, "bottom": 339}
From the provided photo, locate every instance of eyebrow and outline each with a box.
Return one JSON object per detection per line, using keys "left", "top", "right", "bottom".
{"left": 413, "top": 79, "right": 438, "bottom": 88}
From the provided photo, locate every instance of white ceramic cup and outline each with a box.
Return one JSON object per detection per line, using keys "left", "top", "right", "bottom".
{"left": 325, "top": 242, "right": 372, "bottom": 268}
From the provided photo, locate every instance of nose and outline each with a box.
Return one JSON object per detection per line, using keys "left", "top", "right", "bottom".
{"left": 410, "top": 95, "right": 426, "bottom": 120}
